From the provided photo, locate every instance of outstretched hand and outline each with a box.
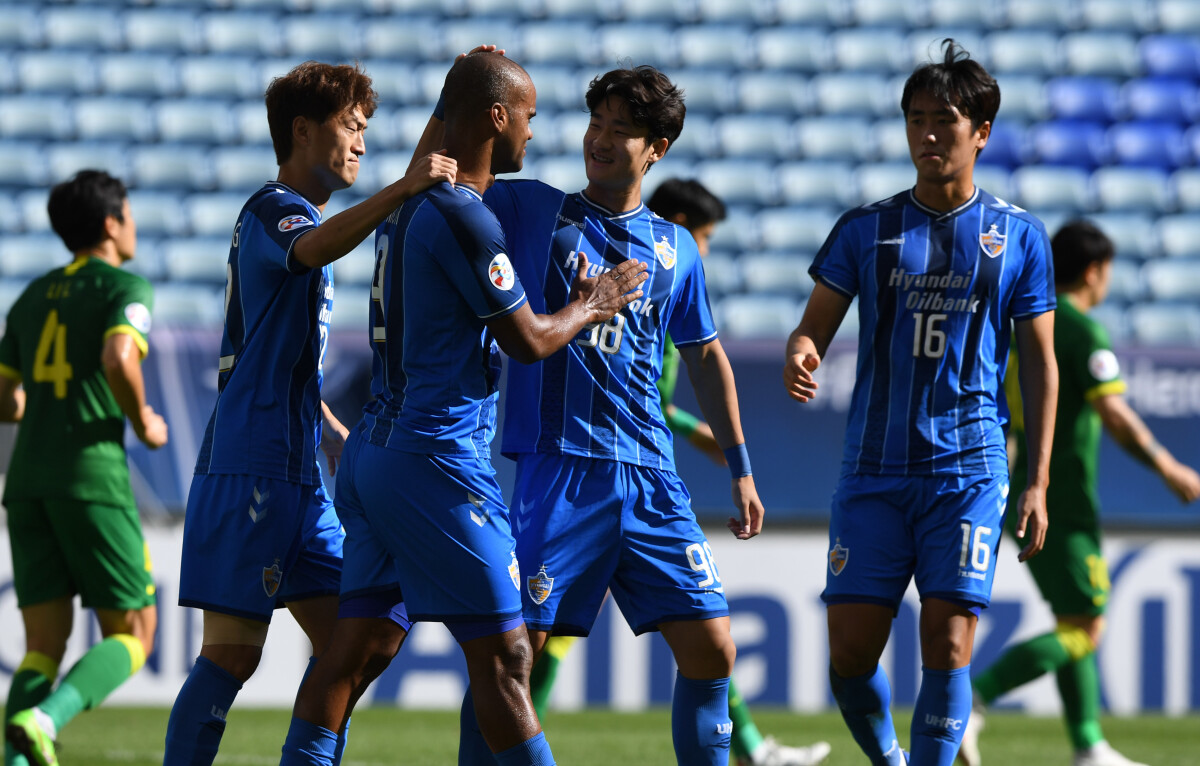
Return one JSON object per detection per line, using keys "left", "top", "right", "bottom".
{"left": 1013, "top": 486, "right": 1048, "bottom": 562}
{"left": 783, "top": 352, "right": 821, "bottom": 403}
{"left": 570, "top": 253, "right": 649, "bottom": 324}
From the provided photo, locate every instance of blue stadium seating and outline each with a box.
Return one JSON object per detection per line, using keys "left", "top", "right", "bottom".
{"left": 17, "top": 52, "right": 98, "bottom": 94}
{"left": 74, "top": 98, "right": 155, "bottom": 142}
{"left": 849, "top": 0, "right": 913, "bottom": 28}
{"left": 986, "top": 31, "right": 1061, "bottom": 76}
{"left": 1044, "top": 77, "right": 1122, "bottom": 122}
{"left": 1079, "top": 0, "right": 1156, "bottom": 32}
{"left": 1139, "top": 35, "right": 1200, "bottom": 78}
{"left": 1104, "top": 258, "right": 1145, "bottom": 304}
{"left": 1158, "top": 0, "right": 1200, "bottom": 32}
{"left": 993, "top": 75, "right": 1051, "bottom": 121}
{"left": 185, "top": 193, "right": 247, "bottom": 237}
{"left": 753, "top": 27, "right": 830, "bottom": 72}
{"left": 1092, "top": 167, "right": 1174, "bottom": 213}
{"left": 776, "top": 162, "right": 859, "bottom": 208}
{"left": 330, "top": 237, "right": 378, "bottom": 288}
{"left": 1089, "top": 212, "right": 1160, "bottom": 260}
{"left": 740, "top": 253, "right": 814, "bottom": 296}
{"left": 1011, "top": 165, "right": 1094, "bottom": 213}
{"left": 1027, "top": 120, "right": 1110, "bottom": 169}
{"left": 1108, "top": 121, "right": 1188, "bottom": 169}
{"left": 99, "top": 54, "right": 180, "bottom": 97}
{"left": 521, "top": 21, "right": 599, "bottom": 66}
{"left": 148, "top": 284, "right": 225, "bottom": 328}
{"left": 203, "top": 12, "right": 286, "bottom": 57}
{"left": 1003, "top": 0, "right": 1072, "bottom": 29}
{"left": 14, "top": 190, "right": 49, "bottom": 235}
{"left": 774, "top": 0, "right": 849, "bottom": 26}
{"left": 211, "top": 146, "right": 283, "bottom": 191}
{"left": 697, "top": 159, "right": 777, "bottom": 205}
{"left": 669, "top": 69, "right": 738, "bottom": 114}
{"left": 676, "top": 25, "right": 755, "bottom": 69}
{"left": 1090, "top": 303, "right": 1131, "bottom": 343}
{"left": 794, "top": 117, "right": 875, "bottom": 161}
{"left": 0, "top": 235, "right": 64, "bottom": 280}
{"left": 128, "top": 191, "right": 188, "bottom": 238}
{"left": 973, "top": 165, "right": 1014, "bottom": 202}
{"left": 123, "top": 9, "right": 203, "bottom": 53}
{"left": 926, "top": 0, "right": 995, "bottom": 29}
{"left": 717, "top": 294, "right": 800, "bottom": 340}
{"left": 156, "top": 100, "right": 238, "bottom": 144}
{"left": 0, "top": 142, "right": 48, "bottom": 188}
{"left": 977, "top": 122, "right": 1027, "bottom": 168}
{"left": 697, "top": 252, "right": 741, "bottom": 296}
{"left": 163, "top": 237, "right": 234, "bottom": 283}
{"left": 47, "top": 143, "right": 130, "bottom": 186}
{"left": 1143, "top": 259, "right": 1200, "bottom": 301}
{"left": 1062, "top": 32, "right": 1140, "bottom": 77}
{"left": 43, "top": 6, "right": 124, "bottom": 50}
{"left": 855, "top": 162, "right": 916, "bottom": 205}
{"left": 283, "top": 15, "right": 363, "bottom": 58}
{"left": 831, "top": 28, "right": 908, "bottom": 74}
{"left": 737, "top": 72, "right": 809, "bottom": 115}
{"left": 129, "top": 145, "right": 214, "bottom": 191}
{"left": 0, "top": 5, "right": 42, "bottom": 49}
{"left": 180, "top": 57, "right": 264, "bottom": 99}
{"left": 1128, "top": 303, "right": 1200, "bottom": 345}
{"left": 1157, "top": 214, "right": 1200, "bottom": 258}
{"left": 713, "top": 114, "right": 794, "bottom": 159}
{"left": 1171, "top": 168, "right": 1200, "bottom": 212}
{"left": 1122, "top": 77, "right": 1197, "bottom": 123}
{"left": 757, "top": 207, "right": 838, "bottom": 252}
{"left": 810, "top": 73, "right": 890, "bottom": 116}
{"left": 597, "top": 23, "right": 677, "bottom": 68}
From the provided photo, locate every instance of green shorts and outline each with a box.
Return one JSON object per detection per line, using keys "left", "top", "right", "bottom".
{"left": 1008, "top": 512, "right": 1109, "bottom": 617}
{"left": 6, "top": 498, "right": 156, "bottom": 611}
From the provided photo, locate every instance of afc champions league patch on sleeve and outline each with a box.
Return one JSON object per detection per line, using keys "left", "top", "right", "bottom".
{"left": 489, "top": 253, "right": 516, "bottom": 291}
{"left": 527, "top": 565, "right": 554, "bottom": 604}
{"left": 124, "top": 302, "right": 152, "bottom": 334}
{"left": 1088, "top": 348, "right": 1121, "bottom": 382}
{"left": 828, "top": 543, "right": 849, "bottom": 576}
{"left": 278, "top": 214, "right": 314, "bottom": 232}
{"left": 655, "top": 235, "right": 677, "bottom": 269}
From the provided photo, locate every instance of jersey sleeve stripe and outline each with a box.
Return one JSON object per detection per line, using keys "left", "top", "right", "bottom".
{"left": 672, "top": 330, "right": 719, "bottom": 348}
{"left": 1084, "top": 380, "right": 1127, "bottom": 401}
{"left": 816, "top": 274, "right": 856, "bottom": 298}
{"left": 0, "top": 362, "right": 21, "bottom": 382}
{"left": 104, "top": 325, "right": 149, "bottom": 358}
{"left": 478, "top": 292, "right": 527, "bottom": 320}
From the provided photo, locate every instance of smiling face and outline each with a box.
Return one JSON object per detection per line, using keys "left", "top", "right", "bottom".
{"left": 583, "top": 96, "right": 666, "bottom": 196}
{"left": 905, "top": 90, "right": 990, "bottom": 194}
{"left": 309, "top": 105, "right": 367, "bottom": 192}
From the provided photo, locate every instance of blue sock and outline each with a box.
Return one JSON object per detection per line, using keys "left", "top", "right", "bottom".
{"left": 495, "top": 732, "right": 555, "bottom": 766}
{"left": 280, "top": 718, "right": 338, "bottom": 766}
{"left": 457, "top": 686, "right": 495, "bottom": 766}
{"left": 671, "top": 673, "right": 731, "bottom": 766}
{"left": 910, "top": 665, "right": 973, "bottom": 766}
{"left": 829, "top": 664, "right": 905, "bottom": 766}
{"left": 163, "top": 656, "right": 243, "bottom": 766}
{"left": 296, "top": 657, "right": 352, "bottom": 765}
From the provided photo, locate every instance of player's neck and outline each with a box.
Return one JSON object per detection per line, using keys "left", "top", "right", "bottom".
{"left": 73, "top": 246, "right": 122, "bottom": 269}
{"left": 912, "top": 175, "right": 976, "bottom": 212}
{"left": 581, "top": 183, "right": 642, "bottom": 215}
{"left": 275, "top": 166, "right": 332, "bottom": 211}
{"left": 1061, "top": 288, "right": 1096, "bottom": 313}
{"left": 443, "top": 136, "right": 496, "bottom": 196}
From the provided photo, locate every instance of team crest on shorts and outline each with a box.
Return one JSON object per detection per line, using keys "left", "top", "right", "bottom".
{"left": 829, "top": 544, "right": 849, "bottom": 576}
{"left": 979, "top": 224, "right": 1006, "bottom": 258}
{"left": 262, "top": 560, "right": 282, "bottom": 597}
{"left": 508, "top": 551, "right": 521, "bottom": 590}
{"left": 654, "top": 235, "right": 677, "bottom": 270}
{"left": 527, "top": 565, "right": 554, "bottom": 604}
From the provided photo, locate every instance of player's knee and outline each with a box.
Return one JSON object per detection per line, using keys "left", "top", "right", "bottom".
{"left": 1054, "top": 620, "right": 1100, "bottom": 660}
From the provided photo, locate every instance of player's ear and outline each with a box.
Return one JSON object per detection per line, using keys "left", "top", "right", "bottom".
{"left": 490, "top": 102, "right": 507, "bottom": 133}
{"left": 291, "top": 115, "right": 311, "bottom": 148}
{"left": 648, "top": 136, "right": 669, "bottom": 164}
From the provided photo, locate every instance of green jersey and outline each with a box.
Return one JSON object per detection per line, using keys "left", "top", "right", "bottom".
{"left": 656, "top": 334, "right": 701, "bottom": 438}
{"left": 1009, "top": 295, "right": 1125, "bottom": 528}
{"left": 0, "top": 256, "right": 153, "bottom": 506}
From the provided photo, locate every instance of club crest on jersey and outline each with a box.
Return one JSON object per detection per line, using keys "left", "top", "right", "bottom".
{"left": 508, "top": 551, "right": 520, "bottom": 590}
{"left": 489, "top": 253, "right": 516, "bottom": 291}
{"left": 829, "top": 543, "right": 849, "bottom": 576}
{"left": 262, "top": 560, "right": 282, "bottom": 597}
{"left": 278, "top": 215, "right": 313, "bottom": 232}
{"left": 979, "top": 224, "right": 1006, "bottom": 258}
{"left": 654, "top": 235, "right": 677, "bottom": 270}
{"left": 527, "top": 565, "right": 554, "bottom": 604}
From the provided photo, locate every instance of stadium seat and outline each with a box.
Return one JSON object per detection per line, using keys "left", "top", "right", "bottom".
{"left": 1062, "top": 32, "right": 1140, "bottom": 77}
{"left": 1108, "top": 121, "right": 1188, "bottom": 170}
{"left": 202, "top": 12, "right": 285, "bottom": 57}
{"left": 17, "top": 52, "right": 98, "bottom": 94}
{"left": 776, "top": 161, "right": 859, "bottom": 208}
{"left": 521, "top": 65, "right": 586, "bottom": 111}
{"left": 597, "top": 23, "right": 677, "bottom": 68}
{"left": 1158, "top": 0, "right": 1200, "bottom": 32}
{"left": 329, "top": 286, "right": 373, "bottom": 332}
{"left": 908, "top": 31, "right": 988, "bottom": 71}
{"left": 753, "top": 27, "right": 831, "bottom": 72}
{"left": 810, "top": 73, "right": 890, "bottom": 117}
{"left": 330, "top": 237, "right": 378, "bottom": 288}
{"left": 1142, "top": 259, "right": 1200, "bottom": 301}
{"left": 666, "top": 117, "right": 716, "bottom": 159}
{"left": 538, "top": 0, "right": 614, "bottom": 21}
{"left": 459, "top": 0, "right": 534, "bottom": 16}
{"left": 47, "top": 143, "right": 130, "bottom": 185}
{"left": 521, "top": 21, "right": 600, "bottom": 66}
{"left": 99, "top": 54, "right": 180, "bottom": 97}
{"left": 1102, "top": 258, "right": 1145, "bottom": 304}
{"left": 713, "top": 115, "right": 795, "bottom": 159}
{"left": 717, "top": 294, "right": 800, "bottom": 340}
{"left": 993, "top": 75, "right": 1051, "bottom": 121}
{"left": 0, "top": 97, "right": 73, "bottom": 141}
{"left": 848, "top": 0, "right": 916, "bottom": 27}
{"left": 74, "top": 98, "right": 155, "bottom": 142}
{"left": 1088, "top": 303, "right": 1130, "bottom": 344}
{"left": 1044, "top": 77, "right": 1122, "bottom": 122}
{"left": 163, "top": 237, "right": 234, "bottom": 284}
{"left": 1091, "top": 167, "right": 1173, "bottom": 213}
{"left": 977, "top": 122, "right": 1028, "bottom": 168}
{"left": 831, "top": 29, "right": 909, "bottom": 74}
{"left": 129, "top": 145, "right": 214, "bottom": 191}
{"left": 1079, "top": 0, "right": 1156, "bottom": 31}
{"left": 697, "top": 251, "right": 741, "bottom": 296}
{"left": 0, "top": 5, "right": 43, "bottom": 48}
{"left": 740, "top": 252, "right": 815, "bottom": 296}
{"left": 124, "top": 238, "right": 167, "bottom": 283}
{"left": 128, "top": 191, "right": 188, "bottom": 237}
{"left": 442, "top": 20, "right": 522, "bottom": 63}
{"left": 185, "top": 193, "right": 247, "bottom": 238}
{"left": 1171, "top": 168, "right": 1200, "bottom": 212}
{"left": 676, "top": 25, "right": 754, "bottom": 69}
{"left": 123, "top": 9, "right": 202, "bottom": 53}
{"left": 234, "top": 101, "right": 272, "bottom": 146}
{"left": 1088, "top": 212, "right": 1160, "bottom": 260}
{"left": 757, "top": 207, "right": 838, "bottom": 252}
{"left": 282, "top": 15, "right": 363, "bottom": 58}
{"left": 541, "top": 111, "right": 587, "bottom": 156}
{"left": 1128, "top": 303, "right": 1200, "bottom": 345}
{"left": 0, "top": 142, "right": 47, "bottom": 187}
{"left": 696, "top": 160, "right": 777, "bottom": 206}
{"left": 774, "top": 0, "right": 849, "bottom": 26}
{"left": 156, "top": 100, "right": 238, "bottom": 144}
{"left": 854, "top": 162, "right": 915, "bottom": 205}
{"left": 1028, "top": 120, "right": 1109, "bottom": 169}
{"left": 668, "top": 69, "right": 737, "bottom": 114}
{"left": 0, "top": 193, "right": 18, "bottom": 234}
{"left": 211, "top": 147, "right": 284, "bottom": 192}
{"left": 926, "top": 0, "right": 997, "bottom": 28}
{"left": 534, "top": 156, "right": 588, "bottom": 196}
{"left": 1002, "top": 0, "right": 1072, "bottom": 29}
{"left": 737, "top": 72, "right": 810, "bottom": 115}
{"left": 1011, "top": 165, "right": 1094, "bottom": 214}
{"left": 149, "top": 284, "right": 225, "bottom": 327}
{"left": 871, "top": 118, "right": 907, "bottom": 162}
{"left": 986, "top": 31, "right": 1061, "bottom": 76}
{"left": 695, "top": 0, "right": 763, "bottom": 24}
{"left": 1138, "top": 35, "right": 1200, "bottom": 78}
{"left": 362, "top": 19, "right": 439, "bottom": 62}
{"left": 42, "top": 6, "right": 123, "bottom": 50}
{"left": 1122, "top": 77, "right": 1197, "bottom": 123}
{"left": 0, "top": 235, "right": 64, "bottom": 280}
{"left": 973, "top": 166, "right": 1014, "bottom": 202}
{"left": 1157, "top": 214, "right": 1200, "bottom": 258}
{"left": 15, "top": 190, "right": 49, "bottom": 235}
{"left": 706, "top": 206, "right": 759, "bottom": 252}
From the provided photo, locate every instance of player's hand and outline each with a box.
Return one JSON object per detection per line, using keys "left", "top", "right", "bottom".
{"left": 783, "top": 352, "right": 821, "bottom": 403}
{"left": 570, "top": 253, "right": 648, "bottom": 323}
{"left": 320, "top": 402, "right": 350, "bottom": 476}
{"left": 403, "top": 150, "right": 457, "bottom": 193}
{"left": 727, "top": 475, "right": 764, "bottom": 540}
{"left": 455, "top": 44, "right": 506, "bottom": 63}
{"left": 1013, "top": 485, "right": 1048, "bottom": 561}
{"left": 1163, "top": 459, "right": 1200, "bottom": 503}
{"left": 136, "top": 405, "right": 168, "bottom": 450}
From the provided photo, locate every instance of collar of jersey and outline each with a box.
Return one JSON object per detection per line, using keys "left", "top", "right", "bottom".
{"left": 578, "top": 191, "right": 645, "bottom": 222}
{"left": 906, "top": 186, "right": 980, "bottom": 221}
{"left": 265, "top": 181, "right": 323, "bottom": 223}
{"left": 453, "top": 183, "right": 484, "bottom": 202}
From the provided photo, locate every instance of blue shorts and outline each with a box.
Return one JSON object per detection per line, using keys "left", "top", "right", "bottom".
{"left": 335, "top": 428, "right": 522, "bottom": 624}
{"left": 512, "top": 452, "right": 729, "bottom": 636}
{"left": 178, "top": 473, "right": 343, "bottom": 622}
{"left": 822, "top": 473, "right": 1009, "bottom": 611}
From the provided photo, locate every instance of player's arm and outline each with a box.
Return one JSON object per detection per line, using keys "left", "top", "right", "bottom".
{"left": 319, "top": 401, "right": 350, "bottom": 476}
{"left": 102, "top": 332, "right": 167, "bottom": 449}
{"left": 291, "top": 152, "right": 457, "bottom": 270}
{"left": 490, "top": 254, "right": 647, "bottom": 364}
{"left": 1012, "top": 312, "right": 1058, "bottom": 561}
{"left": 783, "top": 282, "right": 852, "bottom": 403}
{"left": 1091, "top": 393, "right": 1200, "bottom": 503}
{"left": 678, "top": 339, "right": 764, "bottom": 540}
{"left": 0, "top": 373, "right": 24, "bottom": 422}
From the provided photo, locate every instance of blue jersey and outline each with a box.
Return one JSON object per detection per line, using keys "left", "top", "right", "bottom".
{"left": 196, "top": 182, "right": 332, "bottom": 485}
{"left": 361, "top": 182, "right": 527, "bottom": 457}
{"left": 812, "top": 187, "right": 1055, "bottom": 477}
{"left": 485, "top": 180, "right": 717, "bottom": 472}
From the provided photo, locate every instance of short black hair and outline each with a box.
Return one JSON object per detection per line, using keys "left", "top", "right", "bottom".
{"left": 47, "top": 169, "right": 127, "bottom": 254}
{"left": 585, "top": 65, "right": 685, "bottom": 146}
{"left": 442, "top": 51, "right": 530, "bottom": 127}
{"left": 901, "top": 39, "right": 1000, "bottom": 130}
{"left": 1052, "top": 219, "right": 1115, "bottom": 287}
{"left": 265, "top": 61, "right": 378, "bottom": 165}
{"left": 646, "top": 178, "right": 726, "bottom": 229}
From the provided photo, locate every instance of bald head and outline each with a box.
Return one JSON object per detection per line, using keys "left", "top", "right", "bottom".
{"left": 443, "top": 52, "right": 532, "bottom": 128}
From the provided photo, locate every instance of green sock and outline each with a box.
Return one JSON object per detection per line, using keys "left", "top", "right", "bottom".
{"left": 727, "top": 677, "right": 765, "bottom": 761}
{"left": 528, "top": 652, "right": 560, "bottom": 720}
{"left": 38, "top": 636, "right": 142, "bottom": 732}
{"left": 972, "top": 631, "right": 1075, "bottom": 703}
{"left": 6, "top": 659, "right": 56, "bottom": 766}
{"left": 1057, "top": 654, "right": 1104, "bottom": 750}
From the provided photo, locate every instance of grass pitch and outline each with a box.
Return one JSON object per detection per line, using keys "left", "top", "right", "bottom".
{"left": 18, "top": 706, "right": 1200, "bottom": 765}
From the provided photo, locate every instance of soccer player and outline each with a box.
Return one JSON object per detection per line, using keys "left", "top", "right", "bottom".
{"left": 525, "top": 177, "right": 831, "bottom": 766}
{"left": 782, "top": 40, "right": 1058, "bottom": 766}
{"left": 162, "top": 61, "right": 455, "bottom": 765}
{"left": 957, "top": 220, "right": 1200, "bottom": 766}
{"left": 276, "top": 51, "right": 647, "bottom": 766}
{"left": 1, "top": 170, "right": 168, "bottom": 766}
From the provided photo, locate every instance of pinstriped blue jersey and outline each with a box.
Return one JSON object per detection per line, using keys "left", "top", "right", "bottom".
{"left": 484, "top": 179, "right": 717, "bottom": 471}
{"left": 812, "top": 187, "right": 1055, "bottom": 477}
{"left": 196, "top": 182, "right": 331, "bottom": 485}
{"left": 361, "top": 182, "right": 527, "bottom": 457}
